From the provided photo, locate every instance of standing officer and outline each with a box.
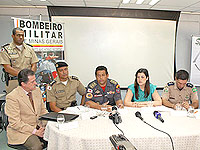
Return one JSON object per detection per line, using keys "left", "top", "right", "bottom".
{"left": 85, "top": 66, "right": 124, "bottom": 111}
{"left": 0, "top": 27, "right": 38, "bottom": 94}
{"left": 47, "top": 61, "right": 86, "bottom": 112}
{"left": 162, "top": 70, "right": 199, "bottom": 110}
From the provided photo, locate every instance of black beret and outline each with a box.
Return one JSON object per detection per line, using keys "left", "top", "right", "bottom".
{"left": 55, "top": 61, "right": 68, "bottom": 69}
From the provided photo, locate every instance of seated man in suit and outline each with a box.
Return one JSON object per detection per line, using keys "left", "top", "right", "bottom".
{"left": 5, "top": 69, "right": 48, "bottom": 150}
{"left": 85, "top": 66, "right": 124, "bottom": 111}
{"left": 162, "top": 69, "right": 199, "bottom": 110}
{"left": 47, "top": 61, "right": 86, "bottom": 112}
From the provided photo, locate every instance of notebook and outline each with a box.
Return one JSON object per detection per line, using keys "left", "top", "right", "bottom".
{"left": 39, "top": 112, "right": 79, "bottom": 122}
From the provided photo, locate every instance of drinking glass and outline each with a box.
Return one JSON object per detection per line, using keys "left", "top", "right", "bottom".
{"left": 57, "top": 114, "right": 65, "bottom": 129}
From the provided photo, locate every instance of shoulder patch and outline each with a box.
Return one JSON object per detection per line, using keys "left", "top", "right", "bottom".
{"left": 86, "top": 93, "right": 93, "bottom": 99}
{"left": 110, "top": 79, "right": 117, "bottom": 85}
{"left": 72, "top": 76, "right": 79, "bottom": 81}
{"left": 49, "top": 80, "right": 56, "bottom": 86}
{"left": 25, "top": 43, "right": 33, "bottom": 47}
{"left": 192, "top": 87, "right": 197, "bottom": 92}
{"left": 89, "top": 81, "right": 97, "bottom": 89}
{"left": 186, "top": 83, "right": 193, "bottom": 88}
{"left": 163, "top": 86, "right": 169, "bottom": 93}
{"left": 167, "top": 82, "right": 174, "bottom": 86}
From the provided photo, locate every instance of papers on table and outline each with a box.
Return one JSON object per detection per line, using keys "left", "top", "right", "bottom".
{"left": 57, "top": 121, "right": 79, "bottom": 131}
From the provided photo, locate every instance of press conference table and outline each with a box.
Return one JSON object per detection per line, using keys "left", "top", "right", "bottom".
{"left": 44, "top": 106, "right": 200, "bottom": 150}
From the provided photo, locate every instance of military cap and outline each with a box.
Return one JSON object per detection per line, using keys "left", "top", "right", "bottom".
{"left": 55, "top": 61, "right": 68, "bottom": 69}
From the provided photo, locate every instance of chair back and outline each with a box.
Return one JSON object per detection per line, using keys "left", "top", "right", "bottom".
{"left": 1, "top": 102, "right": 8, "bottom": 130}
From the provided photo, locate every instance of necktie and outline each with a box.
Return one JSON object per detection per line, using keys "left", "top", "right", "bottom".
{"left": 27, "top": 92, "right": 35, "bottom": 111}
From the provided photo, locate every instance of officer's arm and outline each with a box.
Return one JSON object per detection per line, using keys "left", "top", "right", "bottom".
{"left": 191, "top": 100, "right": 199, "bottom": 109}
{"left": 162, "top": 98, "right": 176, "bottom": 109}
{"left": 49, "top": 102, "right": 62, "bottom": 112}
{"left": 85, "top": 101, "right": 101, "bottom": 110}
{"left": 116, "top": 100, "right": 124, "bottom": 108}
{"left": 3, "top": 64, "right": 19, "bottom": 76}
{"left": 80, "top": 95, "right": 85, "bottom": 105}
{"left": 31, "top": 63, "right": 37, "bottom": 72}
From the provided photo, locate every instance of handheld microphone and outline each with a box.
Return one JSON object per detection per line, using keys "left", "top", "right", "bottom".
{"left": 153, "top": 111, "right": 164, "bottom": 123}
{"left": 135, "top": 111, "right": 143, "bottom": 121}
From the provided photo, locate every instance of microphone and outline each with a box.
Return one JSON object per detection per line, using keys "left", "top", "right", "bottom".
{"left": 135, "top": 111, "right": 143, "bottom": 121}
{"left": 153, "top": 111, "right": 164, "bottom": 123}
{"left": 109, "top": 106, "right": 122, "bottom": 124}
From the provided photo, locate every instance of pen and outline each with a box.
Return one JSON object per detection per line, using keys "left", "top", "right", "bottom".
{"left": 77, "top": 107, "right": 80, "bottom": 110}
{"left": 194, "top": 111, "right": 198, "bottom": 114}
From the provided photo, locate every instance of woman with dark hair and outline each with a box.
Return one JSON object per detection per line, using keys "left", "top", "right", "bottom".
{"left": 124, "top": 68, "right": 162, "bottom": 107}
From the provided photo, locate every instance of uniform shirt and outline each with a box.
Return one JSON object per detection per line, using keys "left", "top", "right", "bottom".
{"left": 162, "top": 81, "right": 198, "bottom": 104}
{"left": 128, "top": 83, "right": 156, "bottom": 102}
{"left": 85, "top": 79, "right": 122, "bottom": 105}
{"left": 0, "top": 42, "right": 39, "bottom": 74}
{"left": 47, "top": 76, "right": 86, "bottom": 109}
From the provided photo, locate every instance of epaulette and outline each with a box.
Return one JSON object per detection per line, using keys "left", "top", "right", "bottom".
{"left": 2, "top": 43, "right": 9, "bottom": 48}
{"left": 186, "top": 83, "right": 193, "bottom": 88}
{"left": 1, "top": 44, "right": 9, "bottom": 52}
{"left": 110, "top": 79, "right": 117, "bottom": 85}
{"left": 49, "top": 80, "right": 56, "bottom": 86}
{"left": 72, "top": 76, "right": 79, "bottom": 81}
{"left": 167, "top": 82, "right": 174, "bottom": 86}
{"left": 25, "top": 43, "right": 33, "bottom": 47}
{"left": 89, "top": 81, "right": 97, "bottom": 89}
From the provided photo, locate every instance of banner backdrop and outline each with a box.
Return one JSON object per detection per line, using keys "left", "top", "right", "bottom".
{"left": 13, "top": 17, "right": 65, "bottom": 101}
{"left": 190, "top": 35, "right": 200, "bottom": 86}
{"left": 13, "top": 17, "right": 65, "bottom": 52}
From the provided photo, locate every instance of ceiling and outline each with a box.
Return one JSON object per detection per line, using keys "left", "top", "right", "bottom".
{"left": 1, "top": 0, "right": 200, "bottom": 13}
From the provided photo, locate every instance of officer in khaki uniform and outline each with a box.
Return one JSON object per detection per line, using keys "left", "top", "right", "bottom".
{"left": 162, "top": 70, "right": 199, "bottom": 110}
{"left": 85, "top": 66, "right": 124, "bottom": 111}
{"left": 47, "top": 61, "right": 86, "bottom": 112}
{"left": 0, "top": 27, "right": 38, "bottom": 94}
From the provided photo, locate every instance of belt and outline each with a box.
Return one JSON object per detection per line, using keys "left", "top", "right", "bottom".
{"left": 10, "top": 76, "right": 18, "bottom": 80}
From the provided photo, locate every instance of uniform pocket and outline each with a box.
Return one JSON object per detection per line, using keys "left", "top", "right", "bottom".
{"left": 24, "top": 53, "right": 32, "bottom": 65}
{"left": 55, "top": 90, "right": 66, "bottom": 98}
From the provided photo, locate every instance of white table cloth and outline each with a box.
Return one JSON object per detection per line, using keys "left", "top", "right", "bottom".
{"left": 44, "top": 106, "right": 200, "bottom": 150}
